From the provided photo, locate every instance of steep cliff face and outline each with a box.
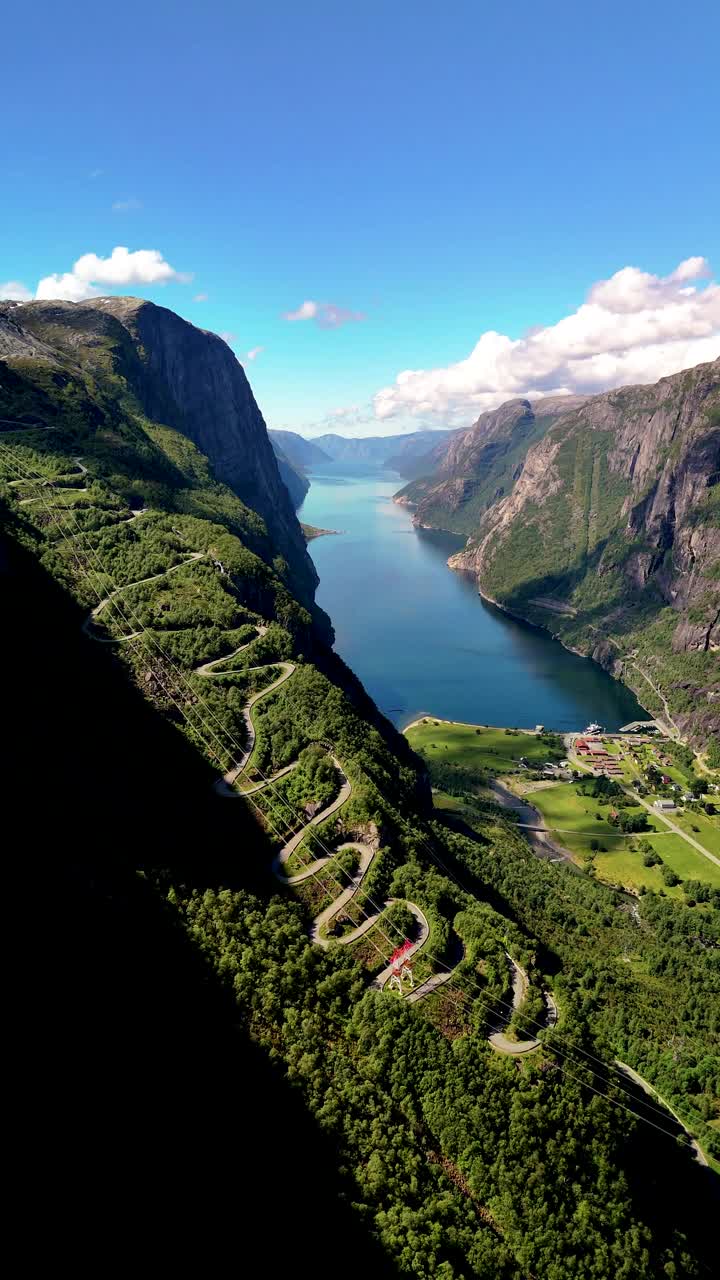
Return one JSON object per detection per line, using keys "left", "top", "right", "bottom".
{"left": 0, "top": 297, "right": 320, "bottom": 611}
{"left": 395, "top": 396, "right": 588, "bottom": 533}
{"left": 271, "top": 443, "right": 311, "bottom": 509}
{"left": 449, "top": 360, "right": 720, "bottom": 746}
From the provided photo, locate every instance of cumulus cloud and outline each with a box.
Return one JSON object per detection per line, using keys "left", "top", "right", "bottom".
{"left": 111, "top": 198, "right": 142, "bottom": 212}
{"left": 245, "top": 346, "right": 264, "bottom": 361}
{"left": 0, "top": 280, "right": 33, "bottom": 301}
{"left": 283, "top": 299, "right": 366, "bottom": 328}
{"left": 373, "top": 256, "right": 720, "bottom": 424}
{"left": 35, "top": 273, "right": 99, "bottom": 302}
{"left": 34, "top": 246, "right": 192, "bottom": 301}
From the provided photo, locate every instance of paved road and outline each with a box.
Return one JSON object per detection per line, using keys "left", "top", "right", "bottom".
{"left": 628, "top": 663, "right": 681, "bottom": 739}
{"left": 615, "top": 1060, "right": 708, "bottom": 1166}
{"left": 488, "top": 954, "right": 541, "bottom": 1054}
{"left": 195, "top": 625, "right": 267, "bottom": 676}
{"left": 488, "top": 957, "right": 558, "bottom": 1055}
{"left": 274, "top": 758, "right": 352, "bottom": 873}
{"left": 86, "top": 552, "right": 204, "bottom": 625}
{"left": 221, "top": 662, "right": 296, "bottom": 785}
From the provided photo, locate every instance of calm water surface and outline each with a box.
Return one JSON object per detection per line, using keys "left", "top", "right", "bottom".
{"left": 300, "top": 463, "right": 647, "bottom": 732}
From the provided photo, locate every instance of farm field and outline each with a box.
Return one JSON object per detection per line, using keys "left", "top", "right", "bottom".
{"left": 669, "top": 809, "right": 720, "bottom": 859}
{"left": 530, "top": 781, "right": 720, "bottom": 892}
{"left": 592, "top": 847, "right": 683, "bottom": 897}
{"left": 405, "top": 719, "right": 562, "bottom": 773}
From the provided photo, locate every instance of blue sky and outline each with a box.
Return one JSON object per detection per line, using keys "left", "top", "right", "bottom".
{"left": 2, "top": 0, "right": 719, "bottom": 435}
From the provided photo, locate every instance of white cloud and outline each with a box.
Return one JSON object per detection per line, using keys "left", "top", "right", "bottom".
{"left": 285, "top": 300, "right": 319, "bottom": 321}
{"left": 193, "top": 292, "right": 208, "bottom": 302}
{"left": 373, "top": 256, "right": 720, "bottom": 424}
{"left": 35, "top": 246, "right": 192, "bottom": 302}
{"left": 0, "top": 280, "right": 33, "bottom": 301}
{"left": 283, "top": 299, "right": 366, "bottom": 329}
{"left": 111, "top": 198, "right": 142, "bottom": 212}
{"left": 245, "top": 346, "right": 264, "bottom": 361}
{"left": 218, "top": 331, "right": 237, "bottom": 345}
{"left": 35, "top": 273, "right": 99, "bottom": 302}
{"left": 73, "top": 246, "right": 190, "bottom": 285}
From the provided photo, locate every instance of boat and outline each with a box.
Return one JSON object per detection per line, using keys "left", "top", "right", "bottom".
{"left": 584, "top": 722, "right": 604, "bottom": 735}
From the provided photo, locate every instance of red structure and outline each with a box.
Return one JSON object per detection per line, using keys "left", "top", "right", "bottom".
{"left": 389, "top": 939, "right": 415, "bottom": 992}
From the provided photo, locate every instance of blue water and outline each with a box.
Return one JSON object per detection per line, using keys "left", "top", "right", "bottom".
{"left": 300, "top": 463, "right": 647, "bottom": 732}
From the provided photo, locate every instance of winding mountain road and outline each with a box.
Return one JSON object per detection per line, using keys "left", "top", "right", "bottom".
{"left": 83, "top": 552, "right": 205, "bottom": 637}
{"left": 78, "top": 552, "right": 549, "bottom": 1032}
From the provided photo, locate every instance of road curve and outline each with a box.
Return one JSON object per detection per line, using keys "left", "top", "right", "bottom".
{"left": 83, "top": 552, "right": 205, "bottom": 637}
{"left": 488, "top": 953, "right": 555, "bottom": 1055}
{"left": 615, "top": 1060, "right": 708, "bottom": 1166}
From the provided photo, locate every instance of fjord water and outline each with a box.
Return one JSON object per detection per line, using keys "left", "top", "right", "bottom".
{"left": 300, "top": 464, "right": 647, "bottom": 732}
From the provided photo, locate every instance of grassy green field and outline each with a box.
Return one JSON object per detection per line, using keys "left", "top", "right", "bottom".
{"left": 593, "top": 847, "right": 678, "bottom": 896}
{"left": 405, "top": 719, "right": 561, "bottom": 772}
{"left": 530, "top": 781, "right": 720, "bottom": 891}
{"left": 669, "top": 809, "right": 720, "bottom": 858}
{"left": 646, "top": 832, "right": 720, "bottom": 886}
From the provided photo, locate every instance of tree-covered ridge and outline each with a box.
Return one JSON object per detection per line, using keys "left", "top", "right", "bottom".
{"left": 2, "top": 336, "right": 719, "bottom": 1275}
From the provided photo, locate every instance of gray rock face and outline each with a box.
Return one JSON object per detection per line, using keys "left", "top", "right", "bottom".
{"left": 449, "top": 358, "right": 720, "bottom": 746}
{"left": 396, "top": 395, "right": 588, "bottom": 533}
{"left": 272, "top": 445, "right": 311, "bottom": 509}
{"left": 268, "top": 430, "right": 331, "bottom": 468}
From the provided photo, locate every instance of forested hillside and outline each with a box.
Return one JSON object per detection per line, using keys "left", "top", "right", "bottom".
{"left": 2, "top": 302, "right": 718, "bottom": 1278}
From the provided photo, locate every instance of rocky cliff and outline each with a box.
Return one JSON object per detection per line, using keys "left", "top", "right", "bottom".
{"left": 0, "top": 297, "right": 320, "bottom": 611}
{"left": 449, "top": 360, "right": 720, "bottom": 747}
{"left": 395, "top": 396, "right": 588, "bottom": 533}
{"left": 272, "top": 446, "right": 310, "bottom": 510}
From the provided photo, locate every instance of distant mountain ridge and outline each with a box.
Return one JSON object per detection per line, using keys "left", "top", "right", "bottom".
{"left": 310, "top": 428, "right": 458, "bottom": 471}
{"left": 271, "top": 443, "right": 310, "bottom": 509}
{"left": 269, "top": 430, "right": 332, "bottom": 468}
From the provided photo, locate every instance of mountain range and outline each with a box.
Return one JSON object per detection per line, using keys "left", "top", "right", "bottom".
{"left": 394, "top": 364, "right": 720, "bottom": 747}
{"left": 2, "top": 300, "right": 718, "bottom": 1274}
